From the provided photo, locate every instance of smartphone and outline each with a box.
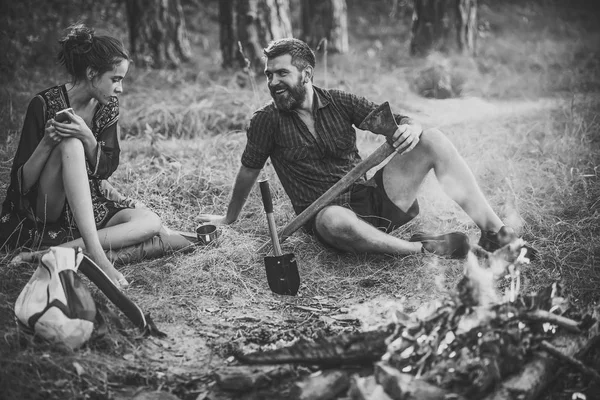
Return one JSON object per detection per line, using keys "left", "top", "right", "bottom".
{"left": 55, "top": 108, "right": 74, "bottom": 123}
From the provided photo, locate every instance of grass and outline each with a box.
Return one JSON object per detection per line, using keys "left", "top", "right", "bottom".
{"left": 1, "top": 1, "right": 600, "bottom": 399}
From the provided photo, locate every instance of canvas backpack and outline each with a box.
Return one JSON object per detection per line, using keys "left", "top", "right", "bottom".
{"left": 14, "top": 247, "right": 164, "bottom": 349}
{"left": 15, "top": 247, "right": 96, "bottom": 349}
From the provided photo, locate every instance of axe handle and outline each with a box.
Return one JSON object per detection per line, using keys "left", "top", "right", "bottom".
{"left": 257, "top": 142, "right": 396, "bottom": 253}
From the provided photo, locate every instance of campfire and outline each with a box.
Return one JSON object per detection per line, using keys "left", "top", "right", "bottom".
{"left": 215, "top": 240, "right": 598, "bottom": 400}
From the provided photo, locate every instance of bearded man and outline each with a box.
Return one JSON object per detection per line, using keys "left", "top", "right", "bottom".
{"left": 199, "top": 38, "right": 527, "bottom": 258}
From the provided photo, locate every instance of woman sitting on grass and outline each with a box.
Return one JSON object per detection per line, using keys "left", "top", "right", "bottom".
{"left": 0, "top": 24, "right": 194, "bottom": 288}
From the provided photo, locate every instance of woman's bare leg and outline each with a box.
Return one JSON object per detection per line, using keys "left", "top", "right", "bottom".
{"left": 37, "top": 138, "right": 126, "bottom": 287}
{"left": 62, "top": 208, "right": 163, "bottom": 252}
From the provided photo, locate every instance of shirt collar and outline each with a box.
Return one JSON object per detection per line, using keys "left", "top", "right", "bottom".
{"left": 313, "top": 86, "right": 330, "bottom": 110}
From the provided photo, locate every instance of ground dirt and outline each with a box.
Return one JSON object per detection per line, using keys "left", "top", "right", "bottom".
{"left": 110, "top": 95, "right": 594, "bottom": 400}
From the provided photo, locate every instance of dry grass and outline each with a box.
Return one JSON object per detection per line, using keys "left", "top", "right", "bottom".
{"left": 1, "top": 1, "right": 599, "bottom": 399}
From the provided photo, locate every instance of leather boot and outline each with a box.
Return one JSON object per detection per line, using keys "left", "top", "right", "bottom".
{"left": 107, "top": 231, "right": 195, "bottom": 266}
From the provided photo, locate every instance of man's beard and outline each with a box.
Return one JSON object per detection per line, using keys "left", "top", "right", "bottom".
{"left": 270, "top": 77, "right": 306, "bottom": 111}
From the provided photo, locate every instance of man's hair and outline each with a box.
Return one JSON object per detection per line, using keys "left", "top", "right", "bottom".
{"left": 263, "top": 38, "right": 316, "bottom": 71}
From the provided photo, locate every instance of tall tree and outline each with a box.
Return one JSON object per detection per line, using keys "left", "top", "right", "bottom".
{"left": 301, "top": 0, "right": 349, "bottom": 54}
{"left": 220, "top": 0, "right": 293, "bottom": 70}
{"left": 125, "top": 0, "right": 192, "bottom": 68}
{"left": 410, "top": 0, "right": 477, "bottom": 56}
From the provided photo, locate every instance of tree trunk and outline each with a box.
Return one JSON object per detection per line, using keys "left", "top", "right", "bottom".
{"left": 125, "top": 0, "right": 192, "bottom": 68}
{"left": 219, "top": 0, "right": 293, "bottom": 70}
{"left": 455, "top": 0, "right": 477, "bottom": 55}
{"left": 410, "top": 0, "right": 477, "bottom": 57}
{"left": 301, "top": 0, "right": 349, "bottom": 54}
{"left": 219, "top": 0, "right": 237, "bottom": 68}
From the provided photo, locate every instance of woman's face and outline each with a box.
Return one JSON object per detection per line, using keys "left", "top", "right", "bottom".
{"left": 90, "top": 59, "right": 129, "bottom": 105}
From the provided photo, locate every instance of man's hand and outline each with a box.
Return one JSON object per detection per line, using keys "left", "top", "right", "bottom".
{"left": 197, "top": 214, "right": 230, "bottom": 226}
{"left": 389, "top": 122, "right": 423, "bottom": 155}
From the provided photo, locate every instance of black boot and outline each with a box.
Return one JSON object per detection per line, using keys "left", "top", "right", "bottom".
{"left": 409, "top": 231, "right": 470, "bottom": 259}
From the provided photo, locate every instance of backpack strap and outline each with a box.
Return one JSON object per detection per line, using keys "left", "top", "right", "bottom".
{"left": 76, "top": 251, "right": 166, "bottom": 338}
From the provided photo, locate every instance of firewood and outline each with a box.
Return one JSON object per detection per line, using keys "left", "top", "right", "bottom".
{"left": 482, "top": 333, "right": 588, "bottom": 400}
{"left": 521, "top": 309, "right": 581, "bottom": 333}
{"left": 214, "top": 365, "right": 294, "bottom": 391}
{"left": 349, "top": 375, "right": 393, "bottom": 400}
{"left": 374, "top": 362, "right": 464, "bottom": 400}
{"left": 539, "top": 340, "right": 600, "bottom": 385}
{"left": 236, "top": 327, "right": 395, "bottom": 366}
{"left": 291, "top": 370, "right": 350, "bottom": 400}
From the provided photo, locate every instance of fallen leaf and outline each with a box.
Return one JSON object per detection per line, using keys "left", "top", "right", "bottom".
{"left": 72, "top": 361, "right": 84, "bottom": 376}
{"left": 330, "top": 314, "right": 358, "bottom": 321}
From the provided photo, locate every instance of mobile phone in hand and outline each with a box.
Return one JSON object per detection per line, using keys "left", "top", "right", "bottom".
{"left": 55, "top": 108, "right": 74, "bottom": 123}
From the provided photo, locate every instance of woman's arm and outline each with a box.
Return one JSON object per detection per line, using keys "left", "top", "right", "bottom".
{"left": 53, "top": 100, "right": 121, "bottom": 179}
{"left": 16, "top": 97, "right": 62, "bottom": 194}
{"left": 89, "top": 121, "right": 120, "bottom": 179}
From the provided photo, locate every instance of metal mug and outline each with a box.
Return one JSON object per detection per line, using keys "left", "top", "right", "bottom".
{"left": 196, "top": 224, "right": 219, "bottom": 246}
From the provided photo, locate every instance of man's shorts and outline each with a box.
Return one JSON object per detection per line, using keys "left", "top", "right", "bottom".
{"left": 310, "top": 168, "right": 419, "bottom": 242}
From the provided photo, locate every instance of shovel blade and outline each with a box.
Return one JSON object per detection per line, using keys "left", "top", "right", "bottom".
{"left": 264, "top": 253, "right": 300, "bottom": 296}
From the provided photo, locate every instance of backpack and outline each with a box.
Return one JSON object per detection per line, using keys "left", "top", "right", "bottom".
{"left": 15, "top": 247, "right": 96, "bottom": 349}
{"left": 14, "top": 247, "right": 164, "bottom": 349}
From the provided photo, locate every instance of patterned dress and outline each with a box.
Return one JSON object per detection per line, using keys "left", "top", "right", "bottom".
{"left": 0, "top": 85, "right": 128, "bottom": 250}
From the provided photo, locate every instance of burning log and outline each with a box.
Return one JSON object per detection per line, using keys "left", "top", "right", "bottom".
{"left": 349, "top": 375, "right": 393, "bottom": 400}
{"left": 539, "top": 339, "right": 600, "bottom": 384}
{"left": 291, "top": 370, "right": 351, "bottom": 400}
{"left": 374, "top": 362, "right": 464, "bottom": 400}
{"left": 482, "top": 333, "right": 589, "bottom": 400}
{"left": 214, "top": 365, "right": 294, "bottom": 391}
{"left": 235, "top": 327, "right": 395, "bottom": 366}
{"left": 236, "top": 239, "right": 596, "bottom": 400}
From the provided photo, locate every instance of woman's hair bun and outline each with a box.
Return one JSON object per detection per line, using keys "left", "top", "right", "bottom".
{"left": 57, "top": 23, "right": 129, "bottom": 83}
{"left": 60, "top": 24, "right": 95, "bottom": 55}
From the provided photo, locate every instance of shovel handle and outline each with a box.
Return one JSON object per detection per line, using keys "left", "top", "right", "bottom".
{"left": 259, "top": 179, "right": 283, "bottom": 256}
{"left": 259, "top": 179, "right": 274, "bottom": 214}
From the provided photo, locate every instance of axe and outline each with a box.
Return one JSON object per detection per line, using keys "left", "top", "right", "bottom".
{"left": 257, "top": 101, "right": 399, "bottom": 253}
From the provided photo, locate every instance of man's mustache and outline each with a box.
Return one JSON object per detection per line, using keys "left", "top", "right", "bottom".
{"left": 269, "top": 84, "right": 288, "bottom": 93}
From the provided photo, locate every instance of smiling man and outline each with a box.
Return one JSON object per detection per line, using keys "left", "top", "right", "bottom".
{"left": 199, "top": 38, "right": 527, "bottom": 258}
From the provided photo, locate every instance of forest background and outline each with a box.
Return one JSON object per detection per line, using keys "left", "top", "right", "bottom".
{"left": 0, "top": 0, "right": 599, "bottom": 399}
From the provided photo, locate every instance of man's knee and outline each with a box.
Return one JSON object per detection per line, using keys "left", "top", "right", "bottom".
{"left": 315, "top": 207, "right": 361, "bottom": 244}
{"left": 419, "top": 128, "right": 455, "bottom": 155}
{"left": 419, "top": 127, "right": 445, "bottom": 149}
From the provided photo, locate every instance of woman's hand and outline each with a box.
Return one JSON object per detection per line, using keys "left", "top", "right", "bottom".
{"left": 42, "top": 119, "right": 64, "bottom": 147}
{"left": 53, "top": 111, "right": 94, "bottom": 142}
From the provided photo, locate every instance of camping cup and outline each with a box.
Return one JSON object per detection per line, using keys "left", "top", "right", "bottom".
{"left": 196, "top": 224, "right": 219, "bottom": 246}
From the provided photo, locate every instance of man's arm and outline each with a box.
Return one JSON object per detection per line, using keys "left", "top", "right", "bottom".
{"left": 198, "top": 165, "right": 261, "bottom": 225}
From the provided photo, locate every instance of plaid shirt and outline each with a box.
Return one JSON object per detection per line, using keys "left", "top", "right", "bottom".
{"left": 241, "top": 86, "right": 409, "bottom": 214}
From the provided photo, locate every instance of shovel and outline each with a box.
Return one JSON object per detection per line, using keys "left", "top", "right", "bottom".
{"left": 257, "top": 101, "right": 399, "bottom": 253}
{"left": 259, "top": 179, "right": 301, "bottom": 296}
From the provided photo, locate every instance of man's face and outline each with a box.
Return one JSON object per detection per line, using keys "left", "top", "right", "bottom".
{"left": 264, "top": 54, "right": 307, "bottom": 111}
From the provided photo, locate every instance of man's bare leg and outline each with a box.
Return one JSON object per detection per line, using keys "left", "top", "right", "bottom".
{"left": 382, "top": 128, "right": 503, "bottom": 232}
{"left": 37, "top": 138, "right": 127, "bottom": 287}
{"left": 315, "top": 128, "right": 503, "bottom": 255}
{"left": 315, "top": 206, "right": 423, "bottom": 254}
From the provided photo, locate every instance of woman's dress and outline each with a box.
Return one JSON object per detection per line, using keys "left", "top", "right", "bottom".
{"left": 0, "top": 85, "right": 128, "bottom": 250}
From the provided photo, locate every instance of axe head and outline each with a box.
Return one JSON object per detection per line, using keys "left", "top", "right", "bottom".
{"left": 358, "top": 101, "right": 398, "bottom": 139}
